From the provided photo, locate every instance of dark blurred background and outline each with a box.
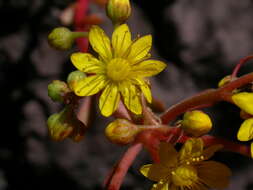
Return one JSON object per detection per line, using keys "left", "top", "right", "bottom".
{"left": 0, "top": 0, "right": 253, "bottom": 189}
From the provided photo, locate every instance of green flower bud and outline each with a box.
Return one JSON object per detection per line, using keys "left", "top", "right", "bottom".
{"left": 47, "top": 107, "right": 86, "bottom": 142}
{"left": 105, "top": 119, "right": 140, "bottom": 145}
{"left": 48, "top": 80, "right": 70, "bottom": 102}
{"left": 67, "top": 70, "right": 86, "bottom": 91}
{"left": 106, "top": 0, "right": 131, "bottom": 25}
{"left": 48, "top": 27, "right": 87, "bottom": 50}
{"left": 181, "top": 110, "right": 212, "bottom": 137}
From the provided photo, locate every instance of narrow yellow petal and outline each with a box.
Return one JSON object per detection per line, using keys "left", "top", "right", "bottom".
{"left": 179, "top": 138, "right": 203, "bottom": 162}
{"left": 99, "top": 83, "right": 120, "bottom": 117}
{"left": 159, "top": 142, "right": 178, "bottom": 167}
{"left": 89, "top": 25, "right": 112, "bottom": 62}
{"left": 71, "top": 52, "right": 105, "bottom": 74}
{"left": 131, "top": 59, "right": 167, "bottom": 77}
{"left": 197, "top": 161, "right": 231, "bottom": 189}
{"left": 132, "top": 78, "right": 152, "bottom": 103}
{"left": 119, "top": 81, "right": 142, "bottom": 114}
{"left": 112, "top": 24, "right": 132, "bottom": 58}
{"left": 127, "top": 35, "right": 152, "bottom": 63}
{"left": 140, "top": 164, "right": 168, "bottom": 182}
{"left": 237, "top": 118, "right": 253, "bottom": 141}
{"left": 74, "top": 75, "right": 107, "bottom": 96}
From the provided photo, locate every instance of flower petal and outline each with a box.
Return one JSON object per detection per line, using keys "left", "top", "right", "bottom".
{"left": 89, "top": 25, "right": 112, "bottom": 62}
{"left": 99, "top": 83, "right": 120, "bottom": 117}
{"left": 119, "top": 81, "right": 142, "bottom": 114}
{"left": 159, "top": 142, "right": 178, "bottom": 167}
{"left": 179, "top": 138, "right": 203, "bottom": 162}
{"left": 202, "top": 144, "right": 223, "bottom": 160}
{"left": 71, "top": 52, "right": 105, "bottom": 74}
{"left": 74, "top": 75, "right": 107, "bottom": 96}
{"left": 237, "top": 118, "right": 253, "bottom": 141}
{"left": 112, "top": 24, "right": 132, "bottom": 58}
{"left": 151, "top": 182, "right": 169, "bottom": 190}
{"left": 127, "top": 35, "right": 152, "bottom": 63}
{"left": 197, "top": 161, "right": 231, "bottom": 189}
{"left": 132, "top": 78, "right": 152, "bottom": 103}
{"left": 131, "top": 59, "right": 167, "bottom": 77}
{"left": 140, "top": 164, "right": 168, "bottom": 182}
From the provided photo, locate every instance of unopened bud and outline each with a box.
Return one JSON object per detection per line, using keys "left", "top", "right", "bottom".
{"left": 181, "top": 110, "right": 212, "bottom": 137}
{"left": 48, "top": 27, "right": 87, "bottom": 50}
{"left": 105, "top": 119, "right": 140, "bottom": 145}
{"left": 106, "top": 0, "right": 131, "bottom": 25}
{"left": 237, "top": 118, "right": 253, "bottom": 141}
{"left": 48, "top": 80, "right": 70, "bottom": 102}
{"left": 67, "top": 70, "right": 86, "bottom": 91}
{"left": 232, "top": 92, "right": 253, "bottom": 115}
{"left": 218, "top": 75, "right": 232, "bottom": 88}
{"left": 47, "top": 107, "right": 86, "bottom": 142}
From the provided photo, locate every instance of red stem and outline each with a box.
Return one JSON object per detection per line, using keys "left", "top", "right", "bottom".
{"left": 178, "top": 135, "right": 251, "bottom": 157}
{"left": 161, "top": 73, "right": 253, "bottom": 124}
{"left": 231, "top": 55, "right": 253, "bottom": 78}
{"left": 74, "top": 0, "right": 89, "bottom": 52}
{"left": 104, "top": 143, "right": 143, "bottom": 190}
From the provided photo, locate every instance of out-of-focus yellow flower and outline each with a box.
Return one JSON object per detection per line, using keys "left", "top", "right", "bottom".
{"left": 71, "top": 24, "right": 166, "bottom": 116}
{"left": 140, "top": 138, "right": 231, "bottom": 190}
{"left": 232, "top": 92, "right": 253, "bottom": 115}
{"left": 181, "top": 110, "right": 212, "bottom": 137}
{"left": 237, "top": 118, "right": 253, "bottom": 157}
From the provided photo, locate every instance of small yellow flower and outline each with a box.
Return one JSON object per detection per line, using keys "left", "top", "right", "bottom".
{"left": 140, "top": 138, "right": 231, "bottom": 190}
{"left": 71, "top": 24, "right": 166, "bottom": 116}
{"left": 232, "top": 92, "right": 253, "bottom": 115}
{"left": 237, "top": 118, "right": 253, "bottom": 157}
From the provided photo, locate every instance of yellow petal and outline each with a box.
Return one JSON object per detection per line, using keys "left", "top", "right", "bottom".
{"left": 112, "top": 24, "right": 132, "bottom": 58}
{"left": 140, "top": 164, "right": 168, "bottom": 182}
{"left": 159, "top": 142, "right": 178, "bottom": 167}
{"left": 197, "top": 161, "right": 231, "bottom": 189}
{"left": 232, "top": 92, "right": 253, "bottom": 115}
{"left": 127, "top": 35, "right": 152, "bottom": 63}
{"left": 237, "top": 118, "right": 253, "bottom": 141}
{"left": 74, "top": 75, "right": 107, "bottom": 96}
{"left": 132, "top": 78, "right": 152, "bottom": 103}
{"left": 179, "top": 138, "right": 203, "bottom": 162}
{"left": 202, "top": 144, "right": 223, "bottom": 160}
{"left": 119, "top": 81, "right": 142, "bottom": 114}
{"left": 89, "top": 25, "right": 112, "bottom": 62}
{"left": 251, "top": 142, "right": 253, "bottom": 158}
{"left": 71, "top": 52, "right": 105, "bottom": 74}
{"left": 99, "top": 83, "right": 120, "bottom": 117}
{"left": 131, "top": 59, "right": 167, "bottom": 77}
{"left": 151, "top": 182, "right": 169, "bottom": 190}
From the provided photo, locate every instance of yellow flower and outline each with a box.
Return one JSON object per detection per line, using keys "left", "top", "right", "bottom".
{"left": 237, "top": 118, "right": 253, "bottom": 157}
{"left": 232, "top": 92, "right": 253, "bottom": 115}
{"left": 140, "top": 138, "right": 231, "bottom": 190}
{"left": 70, "top": 24, "right": 166, "bottom": 116}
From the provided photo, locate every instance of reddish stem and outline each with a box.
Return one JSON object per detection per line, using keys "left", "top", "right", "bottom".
{"left": 161, "top": 73, "right": 253, "bottom": 124}
{"left": 74, "top": 0, "right": 89, "bottom": 52}
{"left": 231, "top": 55, "right": 253, "bottom": 78}
{"left": 178, "top": 135, "right": 251, "bottom": 157}
{"left": 104, "top": 143, "right": 143, "bottom": 190}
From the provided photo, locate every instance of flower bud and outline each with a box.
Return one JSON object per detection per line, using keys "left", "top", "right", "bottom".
{"left": 181, "top": 110, "right": 212, "bottom": 137}
{"left": 218, "top": 75, "right": 232, "bottom": 87}
{"left": 232, "top": 92, "right": 253, "bottom": 115}
{"left": 106, "top": 0, "right": 131, "bottom": 25}
{"left": 48, "top": 27, "right": 86, "bottom": 50}
{"left": 105, "top": 119, "right": 140, "bottom": 145}
{"left": 67, "top": 70, "right": 86, "bottom": 91}
{"left": 47, "top": 107, "right": 86, "bottom": 142}
{"left": 237, "top": 118, "right": 253, "bottom": 141}
{"left": 48, "top": 80, "right": 70, "bottom": 102}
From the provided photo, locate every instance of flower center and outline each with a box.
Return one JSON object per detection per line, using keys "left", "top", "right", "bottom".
{"left": 107, "top": 58, "right": 131, "bottom": 81}
{"left": 171, "top": 165, "right": 198, "bottom": 187}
